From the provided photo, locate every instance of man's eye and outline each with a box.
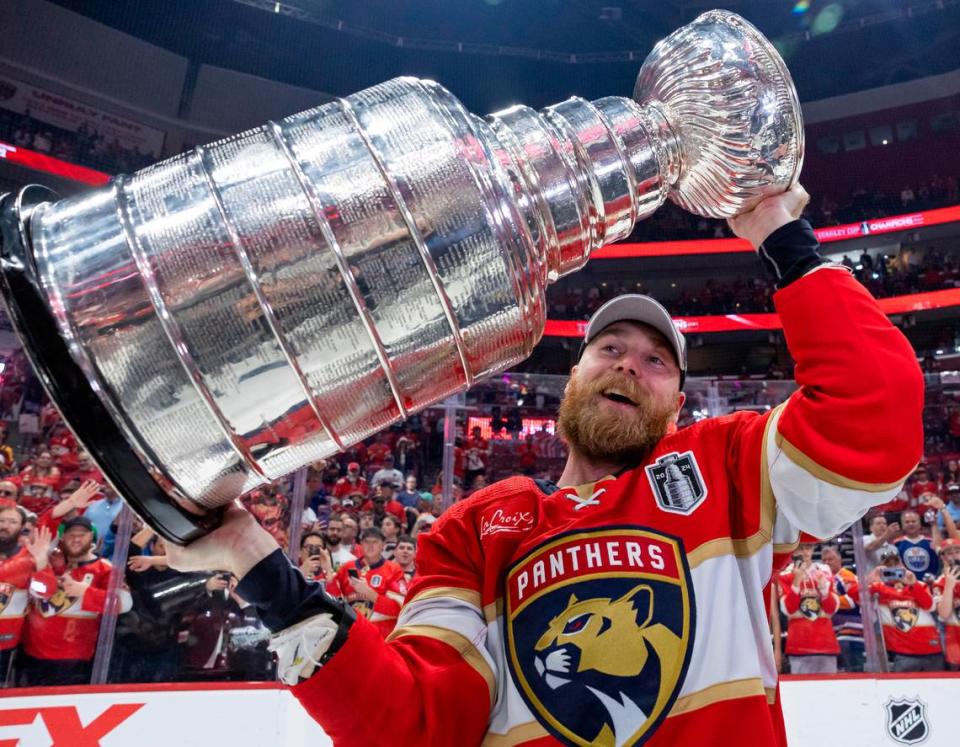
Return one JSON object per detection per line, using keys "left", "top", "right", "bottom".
{"left": 649, "top": 356, "right": 664, "bottom": 366}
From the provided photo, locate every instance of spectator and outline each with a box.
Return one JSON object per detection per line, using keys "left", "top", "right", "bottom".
{"left": 910, "top": 465, "right": 938, "bottom": 503}
{"left": 820, "top": 543, "right": 863, "bottom": 671}
{"left": 518, "top": 434, "right": 537, "bottom": 475}
{"left": 340, "top": 515, "right": 359, "bottom": 553}
{"left": 868, "top": 548, "right": 942, "bottom": 672}
{"left": 861, "top": 513, "right": 899, "bottom": 574}
{"left": 371, "top": 455, "right": 403, "bottom": 490}
{"left": 20, "top": 449, "right": 60, "bottom": 485}
{"left": 464, "top": 426, "right": 489, "bottom": 487}
{"left": 380, "top": 515, "right": 401, "bottom": 559}
{"left": 323, "top": 516, "right": 356, "bottom": 570}
{"left": 363, "top": 482, "right": 405, "bottom": 524}
{"left": 0, "top": 424, "right": 15, "bottom": 476}
{"left": 940, "top": 482, "right": 960, "bottom": 532}
{"left": 19, "top": 516, "right": 132, "bottom": 685}
{"left": 933, "top": 539, "right": 960, "bottom": 670}
{"left": 777, "top": 544, "right": 840, "bottom": 674}
{"left": 332, "top": 462, "right": 368, "bottom": 502}
{"left": 394, "top": 535, "right": 416, "bottom": 583}
{"left": 393, "top": 429, "right": 418, "bottom": 477}
{"left": 83, "top": 486, "right": 123, "bottom": 557}
{"left": 177, "top": 573, "right": 272, "bottom": 681}
{"left": 326, "top": 527, "right": 407, "bottom": 638}
{"left": 397, "top": 474, "right": 421, "bottom": 509}
{"left": 298, "top": 531, "right": 333, "bottom": 583}
{"left": 0, "top": 481, "right": 18, "bottom": 508}
{"left": 0, "top": 505, "right": 34, "bottom": 681}
{"left": 894, "top": 509, "right": 940, "bottom": 580}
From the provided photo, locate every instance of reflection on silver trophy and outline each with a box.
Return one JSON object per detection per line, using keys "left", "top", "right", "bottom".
{"left": 0, "top": 11, "right": 802, "bottom": 541}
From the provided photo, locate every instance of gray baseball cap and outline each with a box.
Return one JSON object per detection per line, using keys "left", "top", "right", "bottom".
{"left": 582, "top": 294, "right": 687, "bottom": 388}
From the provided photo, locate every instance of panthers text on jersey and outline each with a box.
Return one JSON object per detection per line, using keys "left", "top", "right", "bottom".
{"left": 287, "top": 265, "right": 923, "bottom": 747}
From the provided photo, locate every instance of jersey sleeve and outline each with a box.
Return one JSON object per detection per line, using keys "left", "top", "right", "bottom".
{"left": 290, "top": 498, "right": 494, "bottom": 746}
{"left": 765, "top": 264, "right": 924, "bottom": 542}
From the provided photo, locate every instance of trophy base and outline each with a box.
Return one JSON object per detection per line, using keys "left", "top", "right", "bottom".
{"left": 0, "top": 186, "right": 220, "bottom": 544}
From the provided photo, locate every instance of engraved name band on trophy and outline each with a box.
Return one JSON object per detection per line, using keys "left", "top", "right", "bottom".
{"left": 0, "top": 10, "right": 803, "bottom": 542}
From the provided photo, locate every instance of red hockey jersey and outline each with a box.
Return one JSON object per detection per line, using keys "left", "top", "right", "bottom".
{"left": 327, "top": 558, "right": 407, "bottom": 638}
{"left": 932, "top": 575, "right": 960, "bottom": 665}
{"left": 23, "top": 557, "right": 132, "bottom": 660}
{"left": 778, "top": 566, "right": 840, "bottom": 655}
{"left": 292, "top": 266, "right": 923, "bottom": 747}
{"left": 0, "top": 547, "right": 34, "bottom": 651}
{"left": 868, "top": 581, "right": 940, "bottom": 656}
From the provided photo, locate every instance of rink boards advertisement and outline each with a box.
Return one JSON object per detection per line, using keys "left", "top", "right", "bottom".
{"left": 0, "top": 675, "right": 954, "bottom": 746}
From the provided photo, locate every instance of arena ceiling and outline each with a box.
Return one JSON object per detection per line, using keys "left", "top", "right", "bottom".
{"left": 41, "top": 0, "right": 960, "bottom": 112}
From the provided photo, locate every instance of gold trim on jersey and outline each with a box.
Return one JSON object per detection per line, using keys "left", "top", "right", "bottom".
{"left": 483, "top": 598, "right": 503, "bottom": 623}
{"left": 774, "top": 431, "right": 914, "bottom": 493}
{"left": 481, "top": 721, "right": 550, "bottom": 746}
{"left": 667, "top": 677, "right": 767, "bottom": 717}
{"left": 388, "top": 623, "right": 496, "bottom": 704}
{"left": 685, "top": 404, "right": 783, "bottom": 569}
{"left": 405, "top": 586, "right": 482, "bottom": 610}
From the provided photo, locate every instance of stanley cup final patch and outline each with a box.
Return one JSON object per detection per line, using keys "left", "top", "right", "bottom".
{"left": 505, "top": 527, "right": 695, "bottom": 747}
{"left": 645, "top": 451, "right": 708, "bottom": 515}
{"left": 885, "top": 698, "right": 930, "bottom": 745}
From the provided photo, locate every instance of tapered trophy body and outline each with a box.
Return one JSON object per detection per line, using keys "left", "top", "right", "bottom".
{"left": 0, "top": 11, "right": 802, "bottom": 541}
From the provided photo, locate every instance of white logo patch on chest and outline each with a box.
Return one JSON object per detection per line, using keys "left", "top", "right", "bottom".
{"left": 645, "top": 451, "right": 708, "bottom": 515}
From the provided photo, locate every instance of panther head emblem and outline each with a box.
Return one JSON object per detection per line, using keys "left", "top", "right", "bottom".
{"left": 533, "top": 584, "right": 682, "bottom": 747}
{"left": 799, "top": 595, "right": 821, "bottom": 621}
{"left": 892, "top": 606, "right": 918, "bottom": 633}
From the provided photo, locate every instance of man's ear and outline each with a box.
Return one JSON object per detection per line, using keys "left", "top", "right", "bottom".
{"left": 672, "top": 392, "right": 686, "bottom": 423}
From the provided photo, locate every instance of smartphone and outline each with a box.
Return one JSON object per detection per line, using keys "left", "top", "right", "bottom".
{"left": 217, "top": 571, "right": 232, "bottom": 582}
{"left": 348, "top": 569, "right": 359, "bottom": 579}
{"left": 881, "top": 567, "right": 905, "bottom": 583}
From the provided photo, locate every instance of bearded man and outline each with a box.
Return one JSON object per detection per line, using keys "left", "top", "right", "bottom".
{"left": 20, "top": 515, "right": 132, "bottom": 685}
{"left": 169, "top": 185, "right": 923, "bottom": 747}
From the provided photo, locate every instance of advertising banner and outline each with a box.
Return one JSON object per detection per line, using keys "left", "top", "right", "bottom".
{"left": 0, "top": 74, "right": 165, "bottom": 156}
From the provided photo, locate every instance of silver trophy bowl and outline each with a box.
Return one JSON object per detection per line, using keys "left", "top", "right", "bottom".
{"left": 0, "top": 11, "right": 802, "bottom": 542}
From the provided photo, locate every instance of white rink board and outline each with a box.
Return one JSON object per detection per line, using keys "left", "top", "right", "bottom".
{"left": 0, "top": 675, "right": 955, "bottom": 745}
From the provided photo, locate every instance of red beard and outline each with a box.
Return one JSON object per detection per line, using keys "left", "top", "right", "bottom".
{"left": 558, "top": 370, "right": 678, "bottom": 465}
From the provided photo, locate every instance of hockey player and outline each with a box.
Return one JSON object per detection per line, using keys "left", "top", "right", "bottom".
{"left": 169, "top": 185, "right": 924, "bottom": 746}
{"left": 19, "top": 515, "right": 132, "bottom": 685}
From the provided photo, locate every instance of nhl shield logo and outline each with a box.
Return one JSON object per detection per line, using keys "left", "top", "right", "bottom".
{"left": 645, "top": 451, "right": 707, "bottom": 515}
{"left": 505, "top": 527, "right": 695, "bottom": 747}
{"left": 885, "top": 698, "right": 929, "bottom": 744}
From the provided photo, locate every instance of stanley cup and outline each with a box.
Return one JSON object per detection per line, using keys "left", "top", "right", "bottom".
{"left": 0, "top": 11, "right": 802, "bottom": 542}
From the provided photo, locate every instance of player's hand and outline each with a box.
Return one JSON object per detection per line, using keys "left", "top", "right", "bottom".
{"left": 727, "top": 183, "right": 810, "bottom": 249}
{"left": 166, "top": 502, "right": 279, "bottom": 581}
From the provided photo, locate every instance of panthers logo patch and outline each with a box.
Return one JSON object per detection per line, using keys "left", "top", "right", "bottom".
{"left": 505, "top": 527, "right": 695, "bottom": 747}
{"left": 0, "top": 582, "right": 13, "bottom": 615}
{"left": 892, "top": 604, "right": 919, "bottom": 633}
{"left": 799, "top": 595, "right": 821, "bottom": 621}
